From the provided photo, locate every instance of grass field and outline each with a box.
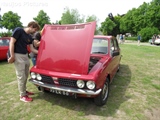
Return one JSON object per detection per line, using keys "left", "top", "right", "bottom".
{"left": 0, "top": 44, "right": 160, "bottom": 120}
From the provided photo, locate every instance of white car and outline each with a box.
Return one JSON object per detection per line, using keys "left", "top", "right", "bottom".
{"left": 154, "top": 39, "right": 160, "bottom": 45}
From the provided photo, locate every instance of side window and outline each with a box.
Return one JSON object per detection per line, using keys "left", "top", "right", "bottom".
{"left": 113, "top": 39, "right": 119, "bottom": 50}
{"left": 110, "top": 39, "right": 114, "bottom": 50}
{"left": 0, "top": 40, "right": 3, "bottom": 46}
{"left": 110, "top": 39, "right": 114, "bottom": 55}
{"left": 110, "top": 38, "right": 119, "bottom": 56}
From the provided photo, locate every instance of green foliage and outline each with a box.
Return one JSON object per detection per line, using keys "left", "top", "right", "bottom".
{"left": 60, "top": 8, "right": 100, "bottom": 34}
{"left": 100, "top": 15, "right": 121, "bottom": 36}
{"left": 0, "top": 15, "right": 2, "bottom": 28}
{"left": 119, "top": 1, "right": 160, "bottom": 35}
{"left": 0, "top": 11, "right": 22, "bottom": 31}
{"left": 86, "top": 15, "right": 99, "bottom": 35}
{"left": 125, "top": 37, "right": 137, "bottom": 41}
{"left": 61, "top": 7, "right": 84, "bottom": 24}
{"left": 120, "top": 8, "right": 139, "bottom": 35}
{"left": 138, "top": 27, "right": 159, "bottom": 42}
{"left": 100, "top": 18, "right": 116, "bottom": 35}
{"left": 33, "top": 10, "right": 51, "bottom": 29}
{"left": 112, "top": 16, "right": 121, "bottom": 35}
{"left": 0, "top": 31, "right": 12, "bottom": 37}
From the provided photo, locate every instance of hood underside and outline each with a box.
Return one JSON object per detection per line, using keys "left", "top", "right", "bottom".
{"left": 36, "top": 21, "right": 96, "bottom": 75}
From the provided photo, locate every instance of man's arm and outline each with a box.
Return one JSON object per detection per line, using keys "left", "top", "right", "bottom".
{"left": 30, "top": 44, "right": 38, "bottom": 54}
{"left": 33, "top": 32, "right": 41, "bottom": 48}
{"left": 33, "top": 40, "right": 40, "bottom": 48}
{"left": 8, "top": 37, "right": 16, "bottom": 63}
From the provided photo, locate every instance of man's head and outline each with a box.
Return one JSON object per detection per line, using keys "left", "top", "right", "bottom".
{"left": 27, "top": 21, "right": 40, "bottom": 34}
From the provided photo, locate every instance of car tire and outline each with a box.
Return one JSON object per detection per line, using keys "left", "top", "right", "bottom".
{"left": 94, "top": 78, "right": 110, "bottom": 106}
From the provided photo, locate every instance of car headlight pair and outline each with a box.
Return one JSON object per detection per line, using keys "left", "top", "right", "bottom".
{"left": 76, "top": 80, "right": 95, "bottom": 90}
{"left": 30, "top": 72, "right": 42, "bottom": 80}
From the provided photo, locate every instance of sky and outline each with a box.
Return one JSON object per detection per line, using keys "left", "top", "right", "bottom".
{"left": 0, "top": 0, "right": 152, "bottom": 28}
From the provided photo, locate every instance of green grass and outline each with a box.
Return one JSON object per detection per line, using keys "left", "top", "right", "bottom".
{"left": 0, "top": 44, "right": 160, "bottom": 120}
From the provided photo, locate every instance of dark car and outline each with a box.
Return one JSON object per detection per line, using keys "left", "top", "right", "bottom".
{"left": 0, "top": 37, "right": 10, "bottom": 61}
{"left": 29, "top": 21, "right": 122, "bottom": 106}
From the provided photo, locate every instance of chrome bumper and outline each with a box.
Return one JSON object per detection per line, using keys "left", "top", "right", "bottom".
{"left": 29, "top": 79, "right": 101, "bottom": 95}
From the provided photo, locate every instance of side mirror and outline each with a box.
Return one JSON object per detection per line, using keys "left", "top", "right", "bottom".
{"left": 112, "top": 51, "right": 120, "bottom": 57}
{"left": 111, "top": 47, "right": 114, "bottom": 51}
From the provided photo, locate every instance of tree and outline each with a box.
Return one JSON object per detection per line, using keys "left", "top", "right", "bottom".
{"left": 33, "top": 10, "right": 51, "bottom": 29}
{"left": 86, "top": 15, "right": 99, "bottom": 34}
{"left": 61, "top": 7, "right": 84, "bottom": 24}
{"left": 0, "top": 11, "right": 22, "bottom": 31}
{"left": 120, "top": 9, "right": 136, "bottom": 34}
{"left": 100, "top": 18, "right": 116, "bottom": 35}
{"left": 112, "top": 15, "right": 121, "bottom": 35}
{"left": 147, "top": 1, "right": 160, "bottom": 30}
{"left": 139, "top": 27, "right": 159, "bottom": 42}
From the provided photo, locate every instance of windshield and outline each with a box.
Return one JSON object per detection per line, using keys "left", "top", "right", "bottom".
{"left": 91, "top": 38, "right": 108, "bottom": 54}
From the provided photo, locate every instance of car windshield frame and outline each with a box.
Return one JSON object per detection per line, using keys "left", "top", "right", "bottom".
{"left": 91, "top": 38, "right": 108, "bottom": 54}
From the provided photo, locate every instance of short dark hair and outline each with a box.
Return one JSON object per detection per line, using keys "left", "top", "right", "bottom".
{"left": 27, "top": 21, "right": 40, "bottom": 31}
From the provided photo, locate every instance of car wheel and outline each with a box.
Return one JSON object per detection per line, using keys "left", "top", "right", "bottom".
{"left": 94, "top": 78, "right": 109, "bottom": 106}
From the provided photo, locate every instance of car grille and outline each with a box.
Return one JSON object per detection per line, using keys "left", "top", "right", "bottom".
{"left": 58, "top": 78, "right": 77, "bottom": 87}
{"left": 41, "top": 75, "right": 54, "bottom": 84}
{"left": 41, "top": 75, "right": 77, "bottom": 87}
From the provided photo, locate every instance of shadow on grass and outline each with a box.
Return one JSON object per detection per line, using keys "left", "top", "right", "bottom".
{"left": 32, "top": 64, "right": 131, "bottom": 117}
{"left": 0, "top": 60, "right": 8, "bottom": 64}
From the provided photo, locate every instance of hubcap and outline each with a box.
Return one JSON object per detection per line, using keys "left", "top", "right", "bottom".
{"left": 102, "top": 82, "right": 108, "bottom": 101}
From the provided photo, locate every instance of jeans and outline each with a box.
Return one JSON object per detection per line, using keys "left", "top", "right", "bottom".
{"left": 31, "top": 57, "right": 36, "bottom": 66}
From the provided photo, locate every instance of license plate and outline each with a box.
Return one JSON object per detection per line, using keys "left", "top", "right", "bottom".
{"left": 50, "top": 89, "right": 69, "bottom": 96}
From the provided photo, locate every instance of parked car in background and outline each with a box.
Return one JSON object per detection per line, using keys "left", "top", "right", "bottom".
{"left": 148, "top": 39, "right": 154, "bottom": 45}
{"left": 154, "top": 39, "right": 160, "bottom": 45}
{"left": 29, "top": 21, "right": 122, "bottom": 106}
{"left": 0, "top": 37, "right": 10, "bottom": 61}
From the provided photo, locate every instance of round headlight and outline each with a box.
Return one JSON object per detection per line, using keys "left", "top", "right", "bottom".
{"left": 76, "top": 80, "right": 85, "bottom": 88}
{"left": 31, "top": 72, "right": 36, "bottom": 79}
{"left": 86, "top": 81, "right": 95, "bottom": 90}
{"left": 36, "top": 74, "right": 42, "bottom": 80}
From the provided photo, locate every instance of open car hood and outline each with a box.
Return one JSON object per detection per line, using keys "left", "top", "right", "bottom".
{"left": 36, "top": 21, "right": 96, "bottom": 75}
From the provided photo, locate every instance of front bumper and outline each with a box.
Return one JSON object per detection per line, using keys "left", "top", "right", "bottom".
{"left": 29, "top": 79, "right": 102, "bottom": 95}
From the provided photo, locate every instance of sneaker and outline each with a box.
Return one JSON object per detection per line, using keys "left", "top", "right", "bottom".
{"left": 20, "top": 95, "right": 33, "bottom": 102}
{"left": 26, "top": 91, "right": 34, "bottom": 95}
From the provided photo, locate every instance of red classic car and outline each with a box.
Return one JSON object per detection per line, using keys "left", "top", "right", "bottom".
{"left": 0, "top": 37, "right": 10, "bottom": 61}
{"left": 0, "top": 37, "right": 31, "bottom": 61}
{"left": 29, "top": 21, "right": 121, "bottom": 106}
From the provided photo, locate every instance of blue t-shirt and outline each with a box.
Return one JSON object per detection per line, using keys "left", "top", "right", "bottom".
{"left": 137, "top": 35, "right": 141, "bottom": 40}
{"left": 12, "top": 27, "right": 33, "bottom": 54}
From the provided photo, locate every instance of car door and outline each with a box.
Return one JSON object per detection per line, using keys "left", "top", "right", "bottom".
{"left": 109, "top": 37, "right": 120, "bottom": 80}
{"left": 0, "top": 39, "right": 9, "bottom": 60}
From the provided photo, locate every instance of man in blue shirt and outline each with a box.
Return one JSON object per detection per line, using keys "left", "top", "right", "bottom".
{"left": 137, "top": 34, "right": 141, "bottom": 46}
{"left": 8, "top": 21, "right": 40, "bottom": 102}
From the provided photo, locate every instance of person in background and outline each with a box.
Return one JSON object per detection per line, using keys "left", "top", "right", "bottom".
{"left": 119, "top": 34, "right": 123, "bottom": 44}
{"left": 116, "top": 34, "right": 120, "bottom": 43}
{"left": 123, "top": 34, "right": 125, "bottom": 43}
{"left": 30, "top": 31, "right": 42, "bottom": 66}
{"left": 152, "top": 34, "right": 156, "bottom": 44}
{"left": 8, "top": 21, "right": 40, "bottom": 102}
{"left": 137, "top": 34, "right": 141, "bottom": 46}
